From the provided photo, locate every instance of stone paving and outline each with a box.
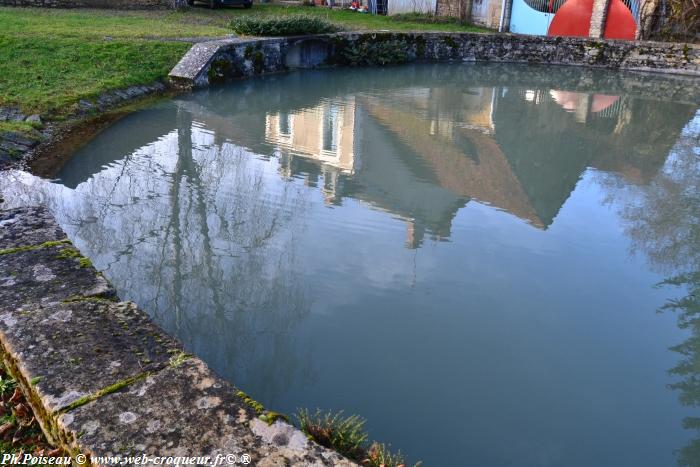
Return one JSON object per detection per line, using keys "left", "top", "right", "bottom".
{"left": 0, "top": 205, "right": 355, "bottom": 466}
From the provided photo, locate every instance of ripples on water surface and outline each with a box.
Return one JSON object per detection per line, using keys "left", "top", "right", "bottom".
{"left": 2, "top": 64, "right": 699, "bottom": 466}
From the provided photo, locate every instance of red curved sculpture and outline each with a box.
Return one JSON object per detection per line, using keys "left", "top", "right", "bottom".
{"left": 547, "top": 0, "right": 637, "bottom": 40}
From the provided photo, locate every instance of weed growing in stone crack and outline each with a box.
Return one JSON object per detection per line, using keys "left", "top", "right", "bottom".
{"left": 295, "top": 409, "right": 367, "bottom": 460}
{"left": 168, "top": 351, "right": 191, "bottom": 368}
{"left": 365, "top": 442, "right": 418, "bottom": 467}
{"left": 295, "top": 409, "right": 421, "bottom": 466}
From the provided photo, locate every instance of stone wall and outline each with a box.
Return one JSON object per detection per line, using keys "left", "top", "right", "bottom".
{"left": 436, "top": 0, "right": 461, "bottom": 18}
{"left": 168, "top": 32, "right": 700, "bottom": 90}
{"left": 0, "top": 0, "right": 173, "bottom": 9}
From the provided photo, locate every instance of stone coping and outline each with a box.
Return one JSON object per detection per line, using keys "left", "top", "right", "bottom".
{"left": 0, "top": 206, "right": 356, "bottom": 466}
{"left": 168, "top": 31, "right": 700, "bottom": 90}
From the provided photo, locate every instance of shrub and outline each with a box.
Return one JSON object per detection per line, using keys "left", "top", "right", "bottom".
{"left": 339, "top": 39, "right": 409, "bottom": 66}
{"left": 230, "top": 15, "right": 339, "bottom": 36}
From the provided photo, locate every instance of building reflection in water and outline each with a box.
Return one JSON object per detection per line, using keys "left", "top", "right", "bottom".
{"left": 0, "top": 64, "right": 697, "bottom": 465}
{"left": 260, "top": 80, "right": 692, "bottom": 249}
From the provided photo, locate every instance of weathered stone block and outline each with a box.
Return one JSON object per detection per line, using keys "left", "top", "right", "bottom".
{"left": 58, "top": 358, "right": 356, "bottom": 466}
{"left": 0, "top": 243, "right": 114, "bottom": 311}
{"left": 0, "top": 206, "right": 65, "bottom": 250}
{"left": 0, "top": 300, "right": 181, "bottom": 413}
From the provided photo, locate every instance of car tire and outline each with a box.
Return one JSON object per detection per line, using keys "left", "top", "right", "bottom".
{"left": 187, "top": 0, "right": 194, "bottom": 5}
{"left": 208, "top": 0, "right": 217, "bottom": 8}
{"left": 244, "top": 1, "right": 252, "bottom": 7}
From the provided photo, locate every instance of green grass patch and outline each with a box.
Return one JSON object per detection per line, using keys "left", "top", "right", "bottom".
{"left": 0, "top": 7, "right": 233, "bottom": 39}
{"left": 224, "top": 5, "right": 490, "bottom": 32}
{"left": 390, "top": 12, "right": 463, "bottom": 24}
{"left": 0, "top": 120, "right": 42, "bottom": 137}
{"left": 0, "top": 5, "right": 489, "bottom": 117}
{"left": 231, "top": 14, "right": 338, "bottom": 35}
{"left": 0, "top": 36, "right": 189, "bottom": 116}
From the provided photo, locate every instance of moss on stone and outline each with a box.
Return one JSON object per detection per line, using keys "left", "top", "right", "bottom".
{"left": 415, "top": 35, "right": 426, "bottom": 58}
{"left": 0, "top": 239, "right": 71, "bottom": 256}
{"left": 208, "top": 58, "right": 233, "bottom": 84}
{"left": 61, "top": 295, "right": 116, "bottom": 304}
{"left": 252, "top": 50, "right": 265, "bottom": 74}
{"left": 259, "top": 411, "right": 289, "bottom": 425}
{"left": 60, "top": 372, "right": 150, "bottom": 413}
{"left": 443, "top": 35, "right": 458, "bottom": 49}
{"left": 244, "top": 44, "right": 255, "bottom": 59}
{"left": 235, "top": 390, "right": 264, "bottom": 414}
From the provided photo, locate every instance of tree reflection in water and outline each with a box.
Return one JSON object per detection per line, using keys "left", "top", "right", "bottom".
{"left": 0, "top": 105, "right": 315, "bottom": 403}
{"left": 603, "top": 115, "right": 700, "bottom": 465}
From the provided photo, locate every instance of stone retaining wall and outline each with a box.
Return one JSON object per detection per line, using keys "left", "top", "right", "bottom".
{"left": 0, "top": 206, "right": 356, "bottom": 466}
{"left": 168, "top": 32, "right": 700, "bottom": 89}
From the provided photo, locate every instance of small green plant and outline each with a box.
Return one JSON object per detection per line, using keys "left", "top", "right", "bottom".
{"left": 296, "top": 409, "right": 368, "bottom": 459}
{"left": 168, "top": 351, "right": 190, "bottom": 368}
{"left": 230, "top": 15, "right": 339, "bottom": 36}
{"left": 295, "top": 409, "right": 420, "bottom": 466}
{"left": 366, "top": 442, "right": 414, "bottom": 467}
{"left": 0, "top": 374, "right": 16, "bottom": 396}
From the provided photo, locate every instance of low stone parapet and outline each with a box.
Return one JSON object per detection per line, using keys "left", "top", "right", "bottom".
{"left": 0, "top": 206, "right": 356, "bottom": 466}
{"left": 168, "top": 31, "right": 700, "bottom": 90}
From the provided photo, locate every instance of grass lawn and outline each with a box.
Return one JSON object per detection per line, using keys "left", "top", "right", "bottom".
{"left": 0, "top": 5, "right": 490, "bottom": 127}
{"left": 226, "top": 4, "right": 491, "bottom": 32}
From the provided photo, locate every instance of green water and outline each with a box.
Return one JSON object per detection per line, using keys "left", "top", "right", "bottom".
{"left": 2, "top": 63, "right": 699, "bottom": 466}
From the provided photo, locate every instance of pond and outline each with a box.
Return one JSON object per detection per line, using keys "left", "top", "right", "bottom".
{"left": 2, "top": 63, "right": 699, "bottom": 466}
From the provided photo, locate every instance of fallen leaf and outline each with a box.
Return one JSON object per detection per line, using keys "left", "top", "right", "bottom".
{"left": 13, "top": 402, "right": 29, "bottom": 418}
{"left": 9, "top": 388, "right": 22, "bottom": 403}
{"left": 47, "top": 448, "right": 63, "bottom": 456}
{"left": 0, "top": 422, "right": 15, "bottom": 437}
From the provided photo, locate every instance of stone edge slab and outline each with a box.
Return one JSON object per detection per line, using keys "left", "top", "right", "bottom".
{"left": 0, "top": 206, "right": 356, "bottom": 466}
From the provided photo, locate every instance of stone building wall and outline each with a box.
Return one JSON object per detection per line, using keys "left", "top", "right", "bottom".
{"left": 436, "top": 0, "right": 502, "bottom": 29}
{"left": 471, "top": 0, "right": 503, "bottom": 29}
{"left": 436, "top": 0, "right": 461, "bottom": 17}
